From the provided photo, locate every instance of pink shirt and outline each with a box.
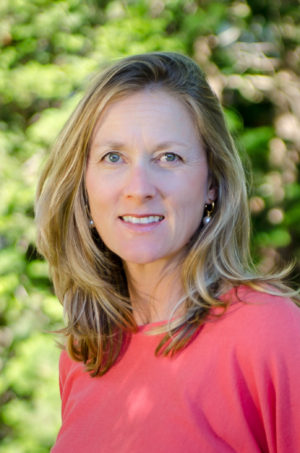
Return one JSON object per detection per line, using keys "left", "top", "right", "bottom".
{"left": 52, "top": 286, "right": 300, "bottom": 452}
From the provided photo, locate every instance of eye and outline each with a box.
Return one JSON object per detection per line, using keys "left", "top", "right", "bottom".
{"left": 102, "top": 152, "right": 122, "bottom": 163}
{"left": 160, "top": 152, "right": 181, "bottom": 163}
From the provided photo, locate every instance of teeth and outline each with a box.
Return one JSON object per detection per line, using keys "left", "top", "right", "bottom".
{"left": 121, "top": 215, "right": 163, "bottom": 224}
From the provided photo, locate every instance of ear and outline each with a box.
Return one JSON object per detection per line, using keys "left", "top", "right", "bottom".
{"left": 206, "top": 180, "right": 217, "bottom": 204}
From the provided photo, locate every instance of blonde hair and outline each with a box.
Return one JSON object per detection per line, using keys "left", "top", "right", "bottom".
{"left": 36, "top": 52, "right": 295, "bottom": 376}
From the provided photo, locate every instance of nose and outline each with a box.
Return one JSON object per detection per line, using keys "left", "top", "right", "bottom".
{"left": 123, "top": 163, "right": 156, "bottom": 202}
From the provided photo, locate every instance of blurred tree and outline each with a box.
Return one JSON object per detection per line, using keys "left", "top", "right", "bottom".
{"left": 0, "top": 0, "right": 299, "bottom": 450}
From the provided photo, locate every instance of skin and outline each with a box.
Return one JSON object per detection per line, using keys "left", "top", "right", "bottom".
{"left": 86, "top": 89, "right": 216, "bottom": 323}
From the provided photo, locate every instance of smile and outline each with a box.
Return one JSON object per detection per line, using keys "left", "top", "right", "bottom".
{"left": 120, "top": 215, "right": 164, "bottom": 224}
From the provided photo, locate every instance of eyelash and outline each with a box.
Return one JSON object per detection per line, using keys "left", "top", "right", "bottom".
{"left": 102, "top": 152, "right": 122, "bottom": 163}
{"left": 158, "top": 152, "right": 182, "bottom": 163}
{"left": 101, "top": 151, "right": 183, "bottom": 164}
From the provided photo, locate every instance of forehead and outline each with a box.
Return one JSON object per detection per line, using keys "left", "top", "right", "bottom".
{"left": 91, "top": 88, "right": 200, "bottom": 145}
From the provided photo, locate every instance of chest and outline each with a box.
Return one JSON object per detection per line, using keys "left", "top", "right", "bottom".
{"left": 56, "top": 334, "right": 266, "bottom": 453}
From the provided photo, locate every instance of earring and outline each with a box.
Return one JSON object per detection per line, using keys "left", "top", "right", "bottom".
{"left": 203, "top": 202, "right": 215, "bottom": 225}
{"left": 85, "top": 204, "right": 94, "bottom": 228}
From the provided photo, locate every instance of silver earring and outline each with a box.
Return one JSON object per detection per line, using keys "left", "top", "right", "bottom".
{"left": 203, "top": 202, "right": 215, "bottom": 225}
{"left": 85, "top": 204, "right": 94, "bottom": 228}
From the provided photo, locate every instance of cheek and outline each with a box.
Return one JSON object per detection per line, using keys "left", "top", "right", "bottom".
{"left": 175, "top": 169, "right": 208, "bottom": 202}
{"left": 179, "top": 173, "right": 208, "bottom": 218}
{"left": 86, "top": 168, "right": 111, "bottom": 208}
{"left": 88, "top": 189, "right": 110, "bottom": 216}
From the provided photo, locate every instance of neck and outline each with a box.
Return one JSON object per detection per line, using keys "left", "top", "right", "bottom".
{"left": 124, "top": 259, "right": 185, "bottom": 325}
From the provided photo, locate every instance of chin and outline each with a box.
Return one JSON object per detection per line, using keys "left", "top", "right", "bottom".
{"left": 121, "top": 255, "right": 161, "bottom": 266}
{"left": 118, "top": 247, "right": 183, "bottom": 268}
{"left": 117, "top": 248, "right": 165, "bottom": 266}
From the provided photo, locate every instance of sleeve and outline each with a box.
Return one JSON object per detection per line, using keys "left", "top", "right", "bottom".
{"left": 234, "top": 292, "right": 300, "bottom": 452}
{"left": 58, "top": 350, "right": 72, "bottom": 399}
{"left": 266, "top": 299, "right": 300, "bottom": 452}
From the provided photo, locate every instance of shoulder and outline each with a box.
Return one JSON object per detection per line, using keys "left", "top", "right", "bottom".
{"left": 211, "top": 285, "right": 300, "bottom": 359}
{"left": 219, "top": 284, "right": 300, "bottom": 326}
{"left": 59, "top": 349, "right": 86, "bottom": 386}
{"left": 59, "top": 349, "right": 73, "bottom": 373}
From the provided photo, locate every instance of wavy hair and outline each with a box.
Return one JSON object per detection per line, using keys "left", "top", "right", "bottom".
{"left": 35, "top": 52, "right": 295, "bottom": 376}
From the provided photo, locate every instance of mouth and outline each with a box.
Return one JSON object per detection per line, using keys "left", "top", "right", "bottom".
{"left": 119, "top": 215, "right": 164, "bottom": 225}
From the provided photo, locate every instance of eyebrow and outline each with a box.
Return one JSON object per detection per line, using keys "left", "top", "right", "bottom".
{"left": 92, "top": 140, "right": 189, "bottom": 150}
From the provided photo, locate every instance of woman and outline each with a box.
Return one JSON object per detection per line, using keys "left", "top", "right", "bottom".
{"left": 35, "top": 52, "right": 300, "bottom": 452}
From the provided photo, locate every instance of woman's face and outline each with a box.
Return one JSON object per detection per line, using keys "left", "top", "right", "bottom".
{"left": 86, "top": 89, "right": 215, "bottom": 267}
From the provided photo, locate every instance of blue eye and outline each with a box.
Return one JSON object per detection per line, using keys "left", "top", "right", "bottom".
{"left": 161, "top": 153, "right": 180, "bottom": 162}
{"left": 104, "top": 152, "right": 121, "bottom": 163}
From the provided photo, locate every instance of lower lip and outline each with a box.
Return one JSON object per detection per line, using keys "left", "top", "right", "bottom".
{"left": 118, "top": 218, "right": 164, "bottom": 233}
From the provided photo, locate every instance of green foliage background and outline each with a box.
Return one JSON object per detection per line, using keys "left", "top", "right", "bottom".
{"left": 1, "top": 0, "right": 299, "bottom": 450}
